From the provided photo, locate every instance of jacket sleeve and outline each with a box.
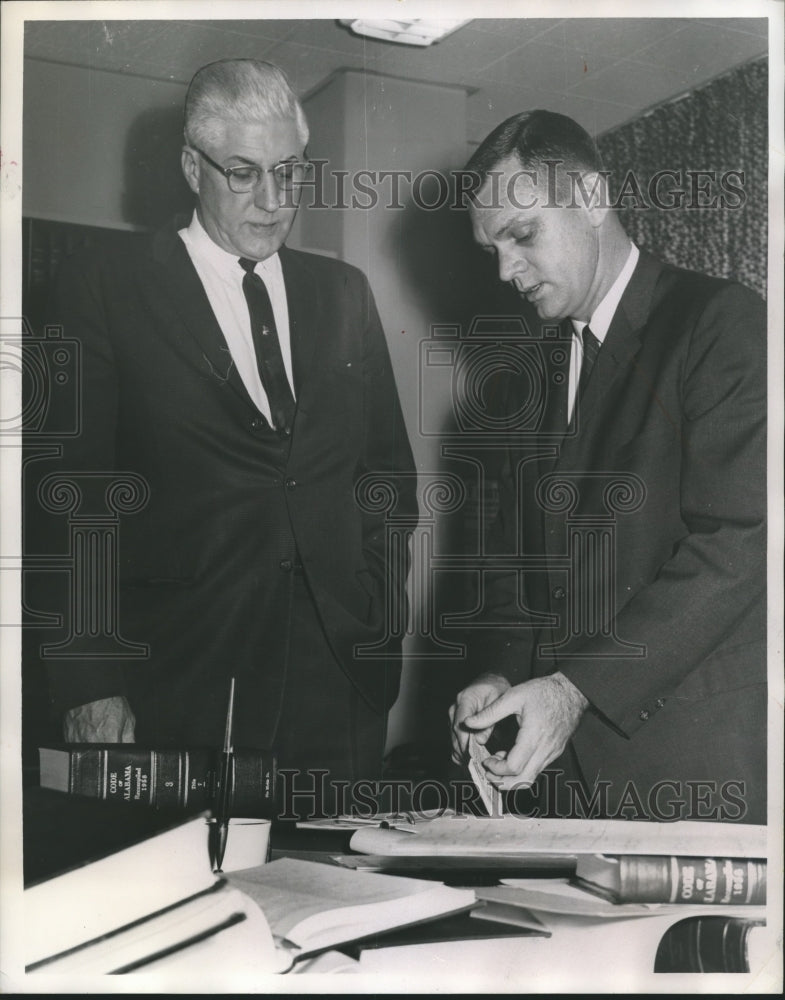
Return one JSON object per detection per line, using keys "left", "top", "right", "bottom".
{"left": 354, "top": 268, "right": 418, "bottom": 607}
{"left": 559, "top": 281, "right": 767, "bottom": 736}
{"left": 28, "top": 251, "right": 128, "bottom": 713}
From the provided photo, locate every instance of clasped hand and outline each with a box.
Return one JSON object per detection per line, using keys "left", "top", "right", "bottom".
{"left": 449, "top": 672, "right": 588, "bottom": 789}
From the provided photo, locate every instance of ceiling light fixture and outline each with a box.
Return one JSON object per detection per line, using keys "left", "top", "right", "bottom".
{"left": 339, "top": 18, "right": 471, "bottom": 47}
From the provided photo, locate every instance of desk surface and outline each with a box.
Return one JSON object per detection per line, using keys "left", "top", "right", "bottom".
{"left": 20, "top": 788, "right": 776, "bottom": 988}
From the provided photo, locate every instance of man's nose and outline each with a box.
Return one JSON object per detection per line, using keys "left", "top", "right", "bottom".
{"left": 497, "top": 248, "right": 525, "bottom": 285}
{"left": 253, "top": 172, "right": 280, "bottom": 213}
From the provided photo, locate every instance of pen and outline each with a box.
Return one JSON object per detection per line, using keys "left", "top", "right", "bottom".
{"left": 213, "top": 676, "right": 236, "bottom": 872}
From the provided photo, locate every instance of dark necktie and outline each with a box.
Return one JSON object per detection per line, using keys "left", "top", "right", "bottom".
{"left": 239, "top": 257, "right": 296, "bottom": 436}
{"left": 568, "top": 324, "right": 601, "bottom": 430}
{"left": 577, "top": 324, "right": 601, "bottom": 400}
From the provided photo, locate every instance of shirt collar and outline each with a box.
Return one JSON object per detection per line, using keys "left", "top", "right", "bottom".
{"left": 179, "top": 209, "right": 281, "bottom": 283}
{"left": 572, "top": 242, "right": 639, "bottom": 343}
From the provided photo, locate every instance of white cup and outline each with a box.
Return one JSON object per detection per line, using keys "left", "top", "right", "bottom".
{"left": 206, "top": 817, "right": 272, "bottom": 873}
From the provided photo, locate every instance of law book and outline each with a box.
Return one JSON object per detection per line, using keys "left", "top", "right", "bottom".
{"left": 27, "top": 822, "right": 478, "bottom": 977}
{"left": 654, "top": 913, "right": 769, "bottom": 973}
{"left": 27, "top": 881, "right": 267, "bottom": 975}
{"left": 25, "top": 812, "right": 285, "bottom": 978}
{"left": 116, "top": 860, "right": 481, "bottom": 976}
{"left": 38, "top": 744, "right": 276, "bottom": 816}
{"left": 573, "top": 854, "right": 767, "bottom": 906}
{"left": 25, "top": 813, "right": 218, "bottom": 968}
{"left": 225, "top": 857, "right": 477, "bottom": 970}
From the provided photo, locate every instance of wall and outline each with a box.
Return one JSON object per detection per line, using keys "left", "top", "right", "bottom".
{"left": 23, "top": 58, "right": 192, "bottom": 229}
{"left": 598, "top": 57, "right": 767, "bottom": 299}
{"left": 301, "top": 71, "right": 469, "bottom": 464}
{"left": 301, "top": 71, "right": 479, "bottom": 755}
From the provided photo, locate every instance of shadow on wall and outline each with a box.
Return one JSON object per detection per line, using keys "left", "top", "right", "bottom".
{"left": 122, "top": 106, "right": 194, "bottom": 230}
{"left": 393, "top": 176, "right": 521, "bottom": 325}
{"left": 386, "top": 180, "right": 530, "bottom": 778}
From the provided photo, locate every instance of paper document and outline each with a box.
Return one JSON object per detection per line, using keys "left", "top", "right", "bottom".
{"left": 468, "top": 736, "right": 504, "bottom": 816}
{"left": 349, "top": 815, "right": 767, "bottom": 859}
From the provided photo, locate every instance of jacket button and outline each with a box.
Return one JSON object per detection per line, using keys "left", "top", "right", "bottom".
{"left": 285, "top": 477, "right": 297, "bottom": 489}
{"left": 639, "top": 710, "right": 650, "bottom": 721}
{"left": 655, "top": 698, "right": 665, "bottom": 709}
{"left": 552, "top": 586, "right": 566, "bottom": 600}
{"left": 250, "top": 416, "right": 263, "bottom": 430}
{"left": 279, "top": 559, "right": 293, "bottom": 572}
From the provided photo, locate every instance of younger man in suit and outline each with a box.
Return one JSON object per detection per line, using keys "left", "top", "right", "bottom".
{"left": 35, "top": 60, "right": 416, "bottom": 804}
{"left": 449, "top": 111, "right": 766, "bottom": 823}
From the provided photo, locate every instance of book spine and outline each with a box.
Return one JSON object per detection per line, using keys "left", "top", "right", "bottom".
{"left": 619, "top": 856, "right": 766, "bottom": 905}
{"left": 68, "top": 748, "right": 104, "bottom": 797}
{"left": 655, "top": 914, "right": 766, "bottom": 972}
{"left": 231, "top": 750, "right": 278, "bottom": 817}
{"left": 54, "top": 747, "right": 276, "bottom": 816}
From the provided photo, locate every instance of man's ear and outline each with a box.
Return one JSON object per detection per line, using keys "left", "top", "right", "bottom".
{"left": 181, "top": 147, "right": 200, "bottom": 195}
{"left": 577, "top": 170, "right": 610, "bottom": 227}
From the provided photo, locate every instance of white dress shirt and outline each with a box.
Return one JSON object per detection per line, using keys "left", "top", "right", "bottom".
{"left": 567, "top": 243, "right": 639, "bottom": 422}
{"left": 179, "top": 211, "right": 294, "bottom": 425}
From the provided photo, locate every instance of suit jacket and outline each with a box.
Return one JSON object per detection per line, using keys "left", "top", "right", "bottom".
{"left": 34, "top": 221, "right": 417, "bottom": 748}
{"left": 474, "top": 250, "right": 766, "bottom": 821}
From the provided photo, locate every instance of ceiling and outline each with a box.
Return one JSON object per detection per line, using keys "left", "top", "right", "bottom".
{"left": 23, "top": 16, "right": 768, "bottom": 141}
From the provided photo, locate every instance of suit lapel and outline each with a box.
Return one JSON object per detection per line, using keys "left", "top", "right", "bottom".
{"left": 555, "top": 250, "right": 663, "bottom": 466}
{"left": 279, "top": 247, "right": 320, "bottom": 411}
{"left": 149, "top": 223, "right": 258, "bottom": 412}
{"left": 537, "top": 320, "right": 572, "bottom": 478}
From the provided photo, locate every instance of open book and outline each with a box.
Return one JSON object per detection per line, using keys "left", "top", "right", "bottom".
{"left": 226, "top": 858, "right": 476, "bottom": 969}
{"left": 25, "top": 813, "right": 281, "bottom": 976}
{"left": 25, "top": 815, "right": 475, "bottom": 976}
{"left": 25, "top": 813, "right": 218, "bottom": 969}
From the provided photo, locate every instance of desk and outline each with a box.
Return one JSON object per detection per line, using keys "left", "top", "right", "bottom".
{"left": 19, "top": 789, "right": 776, "bottom": 990}
{"left": 343, "top": 909, "right": 775, "bottom": 988}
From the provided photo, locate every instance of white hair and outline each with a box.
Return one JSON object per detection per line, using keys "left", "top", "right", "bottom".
{"left": 184, "top": 59, "right": 309, "bottom": 149}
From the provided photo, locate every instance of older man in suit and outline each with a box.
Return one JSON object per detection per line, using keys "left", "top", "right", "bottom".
{"left": 450, "top": 111, "right": 766, "bottom": 823}
{"left": 37, "top": 59, "right": 416, "bottom": 798}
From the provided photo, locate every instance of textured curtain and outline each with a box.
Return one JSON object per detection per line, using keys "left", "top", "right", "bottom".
{"left": 598, "top": 58, "right": 767, "bottom": 299}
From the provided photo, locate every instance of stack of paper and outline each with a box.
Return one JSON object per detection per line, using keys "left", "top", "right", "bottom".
{"left": 349, "top": 814, "right": 767, "bottom": 859}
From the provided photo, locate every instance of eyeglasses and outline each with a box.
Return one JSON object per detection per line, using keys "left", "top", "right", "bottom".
{"left": 193, "top": 146, "right": 312, "bottom": 194}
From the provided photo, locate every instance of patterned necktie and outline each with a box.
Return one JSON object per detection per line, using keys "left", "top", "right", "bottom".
{"left": 239, "top": 257, "right": 296, "bottom": 436}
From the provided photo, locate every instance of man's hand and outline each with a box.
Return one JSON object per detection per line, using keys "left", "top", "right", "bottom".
{"left": 63, "top": 696, "right": 136, "bottom": 743}
{"left": 449, "top": 673, "right": 511, "bottom": 764}
{"left": 459, "top": 673, "right": 589, "bottom": 789}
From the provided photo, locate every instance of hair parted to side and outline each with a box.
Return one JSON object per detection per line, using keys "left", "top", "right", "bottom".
{"left": 466, "top": 109, "right": 603, "bottom": 181}
{"left": 184, "top": 59, "right": 309, "bottom": 149}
